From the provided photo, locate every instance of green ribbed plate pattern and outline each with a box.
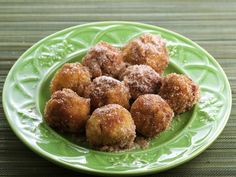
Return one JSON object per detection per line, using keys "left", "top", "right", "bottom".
{"left": 2, "top": 22, "right": 231, "bottom": 176}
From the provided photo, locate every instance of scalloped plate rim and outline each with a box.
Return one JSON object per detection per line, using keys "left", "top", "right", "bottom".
{"left": 2, "top": 21, "right": 232, "bottom": 176}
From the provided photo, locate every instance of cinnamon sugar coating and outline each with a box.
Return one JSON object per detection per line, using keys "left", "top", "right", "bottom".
{"left": 50, "top": 62, "right": 91, "bottom": 97}
{"left": 44, "top": 89, "right": 90, "bottom": 133}
{"left": 122, "top": 33, "right": 169, "bottom": 74}
{"left": 120, "top": 65, "right": 161, "bottom": 99}
{"left": 86, "top": 104, "right": 136, "bottom": 150}
{"left": 82, "top": 41, "right": 125, "bottom": 79}
{"left": 84, "top": 76, "right": 130, "bottom": 110}
{"left": 159, "top": 73, "right": 200, "bottom": 114}
{"left": 131, "top": 94, "right": 174, "bottom": 138}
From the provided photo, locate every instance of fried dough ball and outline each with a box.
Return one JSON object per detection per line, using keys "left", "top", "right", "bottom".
{"left": 86, "top": 104, "right": 136, "bottom": 150}
{"left": 44, "top": 89, "right": 90, "bottom": 133}
{"left": 82, "top": 41, "right": 125, "bottom": 78}
{"left": 159, "top": 73, "right": 200, "bottom": 114}
{"left": 122, "top": 33, "right": 169, "bottom": 74}
{"left": 120, "top": 65, "right": 161, "bottom": 99}
{"left": 84, "top": 76, "right": 130, "bottom": 110}
{"left": 50, "top": 62, "right": 91, "bottom": 97}
{"left": 131, "top": 94, "right": 174, "bottom": 138}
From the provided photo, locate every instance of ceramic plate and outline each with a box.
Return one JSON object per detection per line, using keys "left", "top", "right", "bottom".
{"left": 2, "top": 22, "right": 232, "bottom": 176}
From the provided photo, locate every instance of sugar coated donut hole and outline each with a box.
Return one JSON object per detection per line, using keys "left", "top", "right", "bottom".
{"left": 44, "top": 89, "right": 90, "bottom": 133}
{"left": 86, "top": 104, "right": 136, "bottom": 150}
{"left": 122, "top": 33, "right": 169, "bottom": 75}
{"left": 84, "top": 76, "right": 130, "bottom": 110}
{"left": 82, "top": 41, "right": 125, "bottom": 79}
{"left": 50, "top": 62, "right": 91, "bottom": 97}
{"left": 159, "top": 73, "right": 200, "bottom": 114}
{"left": 120, "top": 64, "right": 161, "bottom": 99}
{"left": 131, "top": 94, "right": 174, "bottom": 138}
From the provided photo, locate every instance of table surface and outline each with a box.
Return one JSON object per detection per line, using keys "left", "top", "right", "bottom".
{"left": 0, "top": 0, "right": 236, "bottom": 176}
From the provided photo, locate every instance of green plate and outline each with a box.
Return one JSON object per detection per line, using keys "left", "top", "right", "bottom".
{"left": 2, "top": 22, "right": 232, "bottom": 176}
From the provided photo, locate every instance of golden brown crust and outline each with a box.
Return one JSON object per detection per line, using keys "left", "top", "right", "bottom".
{"left": 44, "top": 36, "right": 201, "bottom": 152}
{"left": 122, "top": 33, "right": 169, "bottom": 74}
{"left": 159, "top": 73, "right": 200, "bottom": 114}
{"left": 50, "top": 63, "right": 91, "bottom": 97}
{"left": 44, "top": 89, "right": 90, "bottom": 133}
{"left": 86, "top": 104, "right": 136, "bottom": 150}
{"left": 120, "top": 65, "right": 161, "bottom": 99}
{"left": 82, "top": 41, "right": 125, "bottom": 78}
{"left": 131, "top": 94, "right": 174, "bottom": 138}
{"left": 84, "top": 76, "right": 130, "bottom": 110}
